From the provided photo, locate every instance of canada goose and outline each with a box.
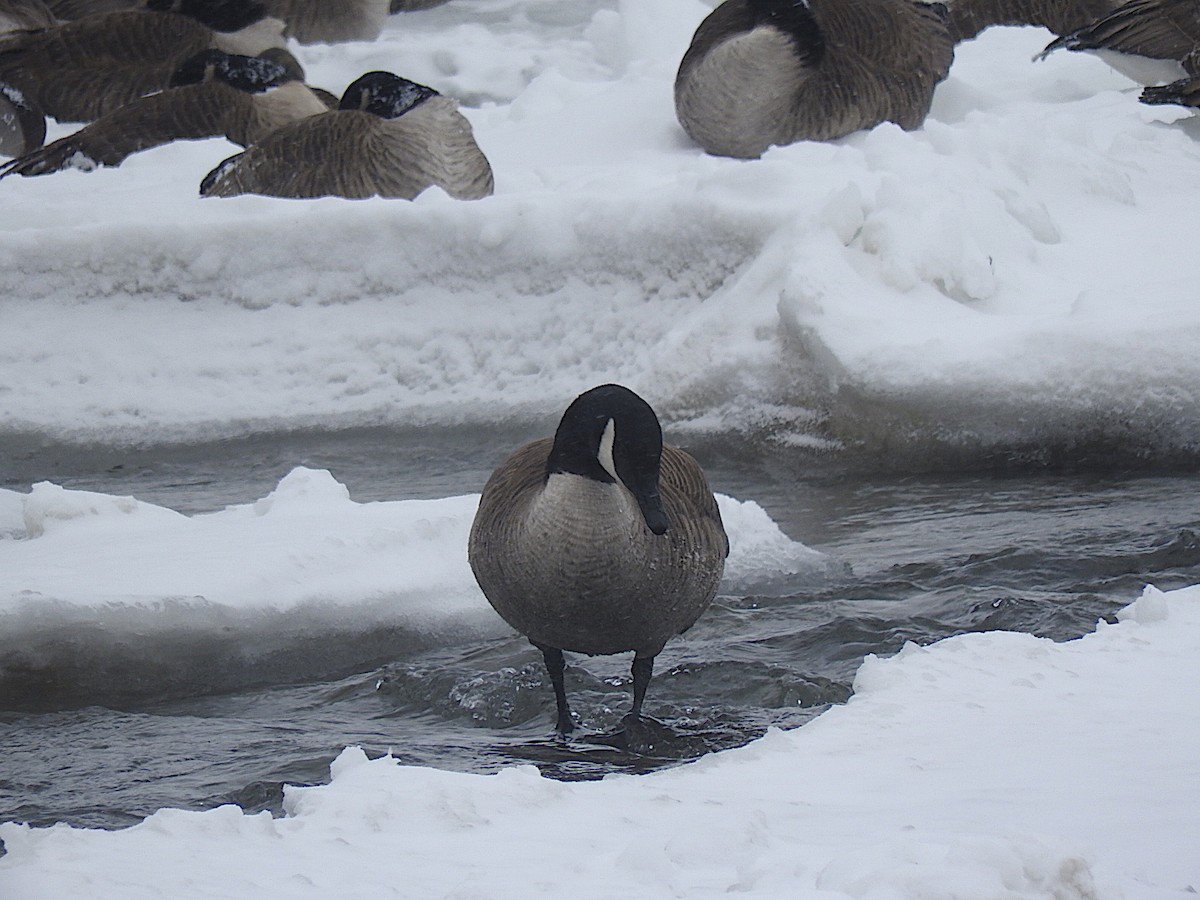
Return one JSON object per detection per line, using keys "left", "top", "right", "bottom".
{"left": 0, "top": 48, "right": 331, "bottom": 177}
{"left": 0, "top": 0, "right": 56, "bottom": 33}
{"left": 0, "top": 0, "right": 287, "bottom": 122}
{"left": 944, "top": 0, "right": 1121, "bottom": 42}
{"left": 1141, "top": 73, "right": 1200, "bottom": 104}
{"left": 674, "top": 0, "right": 955, "bottom": 159}
{"left": 1038, "top": 0, "right": 1200, "bottom": 84}
{"left": 199, "top": 70, "right": 493, "bottom": 200}
{"left": 468, "top": 384, "right": 729, "bottom": 734}
{"left": 43, "top": 0, "right": 139, "bottom": 19}
{"left": 0, "top": 79, "right": 45, "bottom": 156}
{"left": 259, "top": 0, "right": 389, "bottom": 44}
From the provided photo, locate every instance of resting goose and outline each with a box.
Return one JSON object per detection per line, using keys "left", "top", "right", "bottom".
{"left": 199, "top": 70, "right": 493, "bottom": 200}
{"left": 1038, "top": 0, "right": 1200, "bottom": 84}
{"left": 260, "top": 0, "right": 389, "bottom": 44}
{"left": 390, "top": 0, "right": 451, "bottom": 11}
{"left": 468, "top": 384, "right": 729, "bottom": 733}
{"left": 0, "top": 0, "right": 287, "bottom": 122}
{"left": 944, "top": 0, "right": 1121, "bottom": 42}
{"left": 674, "top": 0, "right": 955, "bottom": 159}
{"left": 0, "top": 80, "right": 44, "bottom": 155}
{"left": 0, "top": 48, "right": 331, "bottom": 177}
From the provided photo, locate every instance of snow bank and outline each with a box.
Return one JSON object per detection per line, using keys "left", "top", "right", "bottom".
{"left": 0, "top": 4, "right": 1197, "bottom": 465}
{"left": 2, "top": 584, "right": 1196, "bottom": 898}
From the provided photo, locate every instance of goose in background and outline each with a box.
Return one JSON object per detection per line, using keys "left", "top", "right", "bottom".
{"left": 260, "top": 0, "right": 389, "bottom": 44}
{"left": 468, "top": 384, "right": 729, "bottom": 734}
{"left": 0, "top": 48, "right": 331, "bottom": 177}
{"left": 1038, "top": 0, "right": 1200, "bottom": 84}
{"left": 1140, "top": 73, "right": 1200, "bottom": 105}
{"left": 0, "top": 79, "right": 45, "bottom": 155}
{"left": 0, "top": 0, "right": 55, "bottom": 33}
{"left": 0, "top": 0, "right": 287, "bottom": 122}
{"left": 199, "top": 70, "right": 493, "bottom": 200}
{"left": 674, "top": 0, "right": 955, "bottom": 159}
{"left": 944, "top": 0, "right": 1120, "bottom": 42}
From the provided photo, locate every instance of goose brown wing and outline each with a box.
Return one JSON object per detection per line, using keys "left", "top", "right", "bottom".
{"left": 660, "top": 445, "right": 729, "bottom": 559}
{"left": 0, "top": 80, "right": 253, "bottom": 176}
{"left": 1045, "top": 0, "right": 1200, "bottom": 61}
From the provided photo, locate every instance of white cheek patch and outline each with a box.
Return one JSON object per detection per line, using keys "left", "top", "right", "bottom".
{"left": 597, "top": 418, "right": 618, "bottom": 482}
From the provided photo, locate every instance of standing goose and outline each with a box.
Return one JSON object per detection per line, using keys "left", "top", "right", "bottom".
{"left": 199, "top": 70, "right": 493, "bottom": 200}
{"left": 1038, "top": 0, "right": 1200, "bottom": 84}
{"left": 674, "top": 0, "right": 955, "bottom": 159}
{"left": 0, "top": 0, "right": 287, "bottom": 123}
{"left": 468, "top": 384, "right": 729, "bottom": 734}
{"left": 0, "top": 48, "right": 332, "bottom": 177}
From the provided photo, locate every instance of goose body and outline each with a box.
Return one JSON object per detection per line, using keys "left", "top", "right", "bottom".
{"left": 0, "top": 1, "right": 287, "bottom": 122}
{"left": 200, "top": 70, "right": 493, "bottom": 200}
{"left": 674, "top": 0, "right": 955, "bottom": 159}
{"left": 0, "top": 79, "right": 45, "bottom": 155}
{"left": 1039, "top": 0, "right": 1200, "bottom": 83}
{"left": 468, "top": 384, "right": 729, "bottom": 732}
{"left": 0, "top": 49, "right": 330, "bottom": 176}
{"left": 261, "top": 0, "right": 389, "bottom": 44}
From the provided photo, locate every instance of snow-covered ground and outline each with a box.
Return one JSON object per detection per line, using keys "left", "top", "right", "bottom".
{"left": 2, "top": 0, "right": 1199, "bottom": 895}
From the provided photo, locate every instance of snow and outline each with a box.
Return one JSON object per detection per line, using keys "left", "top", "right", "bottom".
{"left": 2, "top": 585, "right": 1197, "bottom": 898}
{"left": 2, "top": 0, "right": 1200, "bottom": 895}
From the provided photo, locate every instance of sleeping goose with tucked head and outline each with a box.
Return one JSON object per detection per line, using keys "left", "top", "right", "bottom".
{"left": 199, "top": 69, "right": 493, "bottom": 200}
{"left": 1038, "top": 0, "right": 1200, "bottom": 84}
{"left": 674, "top": 0, "right": 955, "bottom": 159}
{"left": 468, "top": 384, "right": 729, "bottom": 734}
{"left": 0, "top": 0, "right": 287, "bottom": 123}
{"left": 0, "top": 48, "right": 331, "bottom": 177}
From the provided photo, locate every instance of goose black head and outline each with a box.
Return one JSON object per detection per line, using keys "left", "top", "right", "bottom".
{"left": 169, "top": 49, "right": 287, "bottom": 92}
{"left": 547, "top": 384, "right": 669, "bottom": 536}
{"left": 746, "top": 0, "right": 825, "bottom": 67}
{"left": 339, "top": 71, "right": 439, "bottom": 119}
{"left": 147, "top": 0, "right": 269, "bottom": 33}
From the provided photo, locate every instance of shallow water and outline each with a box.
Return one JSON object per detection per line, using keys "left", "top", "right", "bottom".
{"left": 2, "top": 431, "right": 1199, "bottom": 831}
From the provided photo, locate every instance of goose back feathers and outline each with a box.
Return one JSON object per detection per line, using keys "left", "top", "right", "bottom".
{"left": 0, "top": 3, "right": 286, "bottom": 122}
{"left": 0, "top": 49, "right": 329, "bottom": 177}
{"left": 199, "top": 71, "right": 493, "bottom": 200}
{"left": 675, "top": 0, "right": 955, "bottom": 158}
{"left": 0, "top": 0, "right": 55, "bottom": 34}
{"left": 944, "top": 0, "right": 1121, "bottom": 42}
{"left": 468, "top": 384, "right": 728, "bottom": 730}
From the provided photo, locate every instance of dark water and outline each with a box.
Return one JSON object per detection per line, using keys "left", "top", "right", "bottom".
{"left": 2, "top": 430, "right": 1199, "bottom": 831}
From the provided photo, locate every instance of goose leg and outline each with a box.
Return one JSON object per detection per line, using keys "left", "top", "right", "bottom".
{"left": 534, "top": 641, "right": 574, "bottom": 734}
{"left": 630, "top": 654, "right": 654, "bottom": 719}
